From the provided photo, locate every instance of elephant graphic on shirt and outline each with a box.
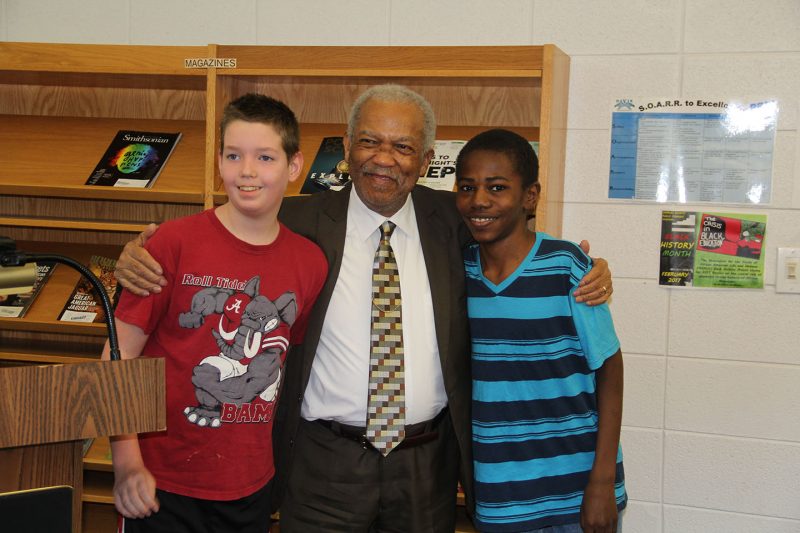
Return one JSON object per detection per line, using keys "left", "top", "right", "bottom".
{"left": 178, "top": 276, "right": 296, "bottom": 428}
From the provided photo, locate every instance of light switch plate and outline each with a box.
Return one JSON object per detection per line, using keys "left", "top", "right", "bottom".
{"left": 776, "top": 247, "right": 800, "bottom": 293}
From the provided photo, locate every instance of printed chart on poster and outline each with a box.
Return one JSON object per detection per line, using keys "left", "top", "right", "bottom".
{"left": 609, "top": 98, "right": 777, "bottom": 204}
{"left": 660, "top": 210, "right": 766, "bottom": 289}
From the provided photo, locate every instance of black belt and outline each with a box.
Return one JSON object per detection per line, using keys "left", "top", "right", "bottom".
{"left": 315, "top": 407, "right": 448, "bottom": 451}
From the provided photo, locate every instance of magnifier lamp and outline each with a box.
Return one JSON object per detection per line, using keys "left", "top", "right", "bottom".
{"left": 0, "top": 236, "right": 121, "bottom": 361}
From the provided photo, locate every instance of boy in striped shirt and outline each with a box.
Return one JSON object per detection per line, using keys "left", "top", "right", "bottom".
{"left": 455, "top": 129, "right": 626, "bottom": 533}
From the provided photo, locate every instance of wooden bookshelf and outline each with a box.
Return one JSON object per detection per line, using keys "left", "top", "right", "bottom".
{"left": 0, "top": 42, "right": 569, "bottom": 533}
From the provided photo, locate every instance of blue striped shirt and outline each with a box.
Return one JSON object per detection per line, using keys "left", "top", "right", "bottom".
{"left": 467, "top": 233, "right": 627, "bottom": 532}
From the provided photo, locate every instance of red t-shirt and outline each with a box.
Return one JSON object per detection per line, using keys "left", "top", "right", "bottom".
{"left": 115, "top": 209, "right": 327, "bottom": 500}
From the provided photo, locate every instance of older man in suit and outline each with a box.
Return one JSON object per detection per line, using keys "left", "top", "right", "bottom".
{"left": 114, "top": 84, "right": 611, "bottom": 532}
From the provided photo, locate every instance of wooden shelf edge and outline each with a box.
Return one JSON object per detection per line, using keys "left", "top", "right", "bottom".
{"left": 1, "top": 66, "right": 205, "bottom": 76}
{"left": 0, "top": 351, "right": 97, "bottom": 364}
{"left": 0, "top": 187, "right": 205, "bottom": 205}
{"left": 0, "top": 317, "right": 109, "bottom": 336}
{"left": 0, "top": 217, "right": 148, "bottom": 234}
{"left": 223, "top": 68, "right": 543, "bottom": 78}
{"left": 0, "top": 42, "right": 208, "bottom": 76}
{"left": 81, "top": 492, "right": 114, "bottom": 505}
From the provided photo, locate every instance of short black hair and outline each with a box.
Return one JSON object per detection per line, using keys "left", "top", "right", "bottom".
{"left": 455, "top": 128, "right": 539, "bottom": 188}
{"left": 219, "top": 93, "right": 300, "bottom": 158}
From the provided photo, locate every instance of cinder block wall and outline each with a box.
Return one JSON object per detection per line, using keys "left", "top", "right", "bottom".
{"left": 4, "top": 1, "right": 798, "bottom": 531}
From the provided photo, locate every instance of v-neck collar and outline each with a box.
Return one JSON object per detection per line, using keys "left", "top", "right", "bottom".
{"left": 477, "top": 234, "right": 542, "bottom": 294}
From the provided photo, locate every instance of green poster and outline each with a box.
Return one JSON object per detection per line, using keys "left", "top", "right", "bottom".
{"left": 660, "top": 211, "right": 766, "bottom": 289}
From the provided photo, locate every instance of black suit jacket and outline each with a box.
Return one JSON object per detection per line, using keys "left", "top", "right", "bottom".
{"left": 273, "top": 183, "right": 475, "bottom": 511}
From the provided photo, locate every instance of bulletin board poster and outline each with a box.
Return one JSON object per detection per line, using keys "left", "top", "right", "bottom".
{"left": 660, "top": 210, "right": 766, "bottom": 289}
{"left": 609, "top": 99, "right": 778, "bottom": 204}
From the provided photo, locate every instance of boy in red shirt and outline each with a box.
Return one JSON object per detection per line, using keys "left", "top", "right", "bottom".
{"left": 103, "top": 93, "right": 328, "bottom": 533}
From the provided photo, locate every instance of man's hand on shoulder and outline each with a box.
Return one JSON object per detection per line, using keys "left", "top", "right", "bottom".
{"left": 574, "top": 239, "right": 613, "bottom": 306}
{"left": 115, "top": 223, "right": 167, "bottom": 296}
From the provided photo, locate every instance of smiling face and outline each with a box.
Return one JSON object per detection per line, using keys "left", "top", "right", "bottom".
{"left": 218, "top": 119, "right": 302, "bottom": 221}
{"left": 455, "top": 149, "right": 539, "bottom": 247}
{"left": 344, "top": 98, "right": 433, "bottom": 217}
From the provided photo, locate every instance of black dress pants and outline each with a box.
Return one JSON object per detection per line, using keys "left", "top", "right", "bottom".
{"left": 279, "top": 411, "right": 459, "bottom": 533}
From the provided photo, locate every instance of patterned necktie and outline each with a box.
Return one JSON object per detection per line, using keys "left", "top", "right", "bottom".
{"left": 366, "top": 220, "right": 405, "bottom": 455}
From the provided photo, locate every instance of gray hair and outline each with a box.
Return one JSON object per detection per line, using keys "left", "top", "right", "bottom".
{"left": 346, "top": 84, "right": 437, "bottom": 153}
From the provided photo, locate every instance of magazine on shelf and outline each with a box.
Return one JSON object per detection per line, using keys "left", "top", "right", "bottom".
{"left": 300, "top": 137, "right": 350, "bottom": 194}
{"left": 0, "top": 261, "right": 57, "bottom": 318}
{"left": 418, "top": 140, "right": 466, "bottom": 191}
{"left": 416, "top": 139, "right": 538, "bottom": 192}
{"left": 57, "top": 255, "right": 120, "bottom": 323}
{"left": 85, "top": 130, "right": 182, "bottom": 188}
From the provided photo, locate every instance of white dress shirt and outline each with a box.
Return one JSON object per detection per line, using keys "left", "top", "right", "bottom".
{"left": 301, "top": 187, "right": 448, "bottom": 426}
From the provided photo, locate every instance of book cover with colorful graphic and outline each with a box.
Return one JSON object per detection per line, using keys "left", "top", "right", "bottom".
{"left": 0, "top": 261, "right": 57, "bottom": 318}
{"left": 57, "top": 255, "right": 120, "bottom": 323}
{"left": 300, "top": 137, "right": 350, "bottom": 194}
{"left": 85, "top": 130, "right": 182, "bottom": 188}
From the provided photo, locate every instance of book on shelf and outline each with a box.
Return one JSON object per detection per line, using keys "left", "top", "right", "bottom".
{"left": 0, "top": 261, "right": 57, "bottom": 318}
{"left": 418, "top": 139, "right": 467, "bottom": 192}
{"left": 300, "top": 137, "right": 351, "bottom": 194}
{"left": 57, "top": 255, "right": 120, "bottom": 323}
{"left": 85, "top": 130, "right": 182, "bottom": 188}
{"left": 418, "top": 139, "right": 538, "bottom": 192}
